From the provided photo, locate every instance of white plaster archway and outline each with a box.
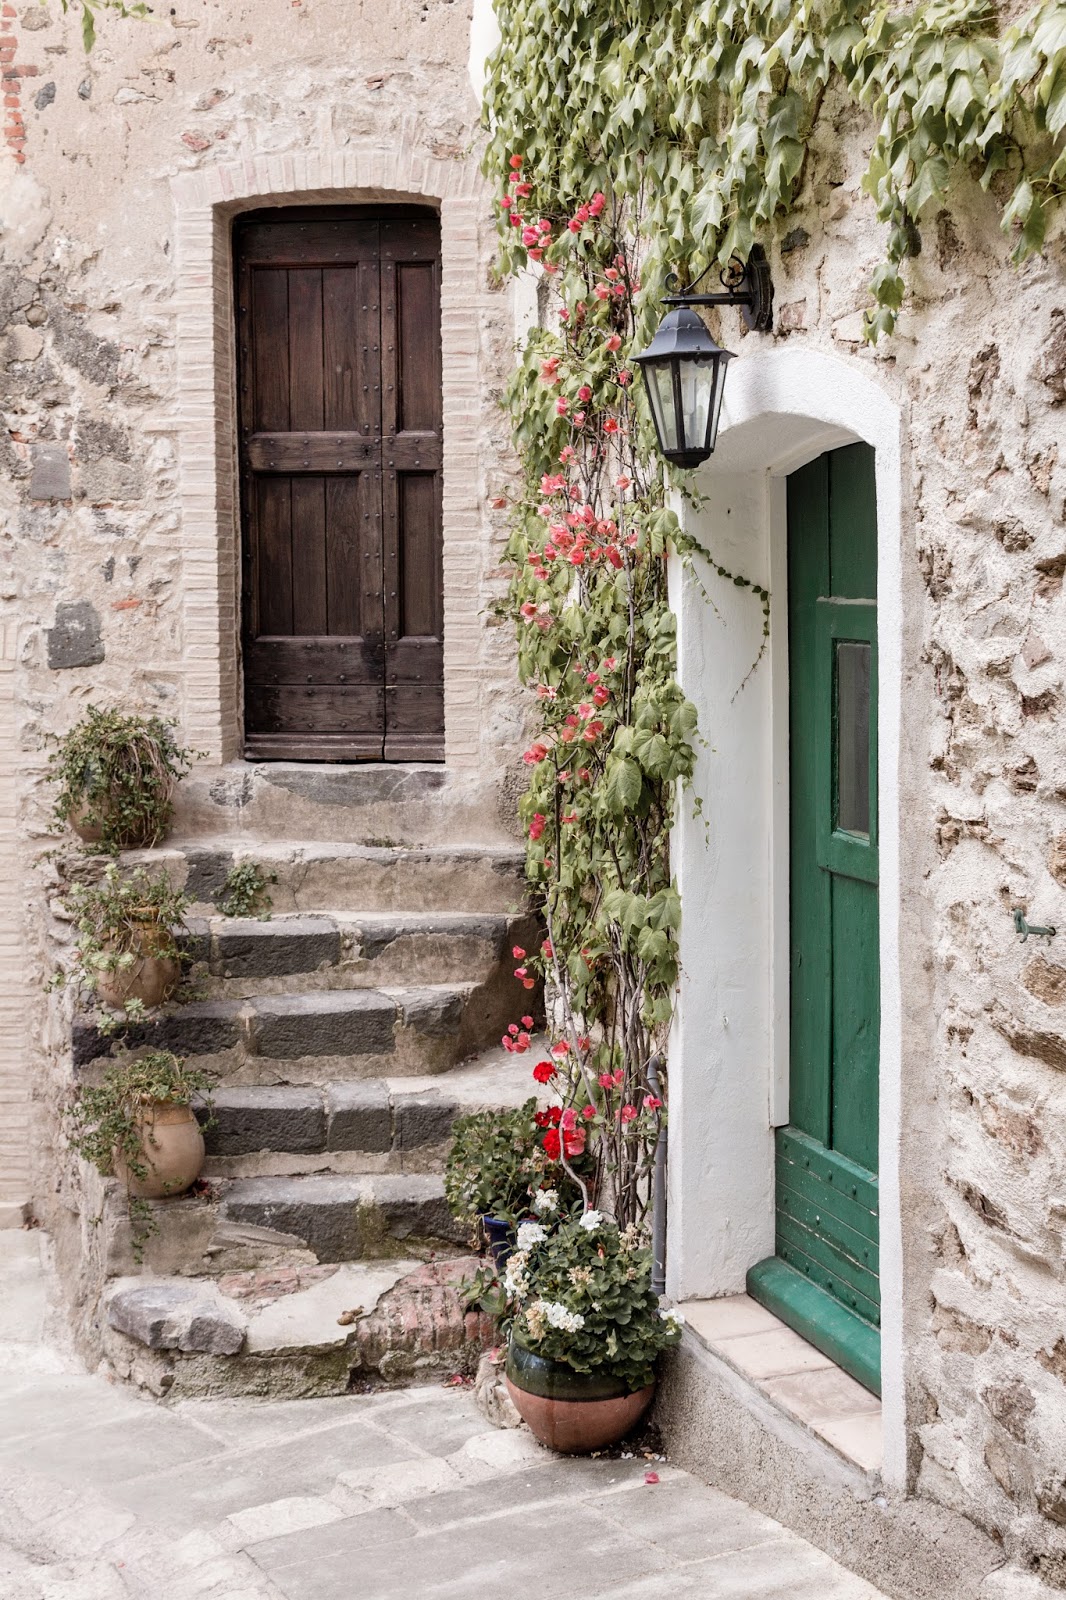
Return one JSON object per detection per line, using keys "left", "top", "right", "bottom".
{"left": 169, "top": 139, "right": 491, "bottom": 770}
{"left": 667, "top": 344, "right": 907, "bottom": 1490}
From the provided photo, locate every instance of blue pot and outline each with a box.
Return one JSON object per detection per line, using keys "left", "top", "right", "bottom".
{"left": 481, "top": 1214, "right": 514, "bottom": 1271}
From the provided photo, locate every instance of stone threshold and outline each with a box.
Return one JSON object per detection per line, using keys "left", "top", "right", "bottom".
{"left": 675, "top": 1292, "right": 882, "bottom": 1477}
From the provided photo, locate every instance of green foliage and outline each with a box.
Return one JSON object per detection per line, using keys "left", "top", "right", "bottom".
{"left": 56, "top": 863, "right": 190, "bottom": 1027}
{"left": 485, "top": 0, "right": 1066, "bottom": 339}
{"left": 65, "top": 1050, "right": 213, "bottom": 1259}
{"left": 55, "top": 0, "right": 151, "bottom": 53}
{"left": 217, "top": 862, "right": 277, "bottom": 919}
{"left": 510, "top": 1213, "right": 682, "bottom": 1390}
{"left": 47, "top": 704, "right": 194, "bottom": 854}
{"left": 444, "top": 1099, "right": 558, "bottom": 1225}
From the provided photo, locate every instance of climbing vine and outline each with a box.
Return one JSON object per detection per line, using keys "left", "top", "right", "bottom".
{"left": 483, "top": 0, "right": 1066, "bottom": 1228}
{"left": 485, "top": 0, "right": 1066, "bottom": 339}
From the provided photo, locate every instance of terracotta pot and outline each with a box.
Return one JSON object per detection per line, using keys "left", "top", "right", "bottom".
{"left": 67, "top": 797, "right": 106, "bottom": 844}
{"left": 505, "top": 1337, "right": 655, "bottom": 1454}
{"left": 114, "top": 1100, "right": 205, "bottom": 1199}
{"left": 94, "top": 921, "right": 180, "bottom": 1010}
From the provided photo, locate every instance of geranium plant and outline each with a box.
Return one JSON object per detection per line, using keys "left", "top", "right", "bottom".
{"left": 507, "top": 1207, "right": 682, "bottom": 1392}
{"left": 444, "top": 1098, "right": 559, "bottom": 1227}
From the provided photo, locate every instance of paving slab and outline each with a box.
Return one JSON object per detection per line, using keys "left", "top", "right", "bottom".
{"left": 0, "top": 1230, "right": 894, "bottom": 1600}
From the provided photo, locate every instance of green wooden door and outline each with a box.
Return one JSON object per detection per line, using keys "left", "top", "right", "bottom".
{"left": 748, "top": 442, "right": 881, "bottom": 1395}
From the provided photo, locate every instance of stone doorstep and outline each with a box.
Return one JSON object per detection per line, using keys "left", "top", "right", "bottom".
{"left": 102, "top": 1257, "right": 494, "bottom": 1394}
{"left": 71, "top": 983, "right": 475, "bottom": 1068}
{"left": 119, "top": 838, "right": 530, "bottom": 916}
{"left": 677, "top": 1294, "right": 883, "bottom": 1476}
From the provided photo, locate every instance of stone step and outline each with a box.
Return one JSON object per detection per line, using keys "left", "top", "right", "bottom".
{"left": 172, "top": 762, "right": 518, "bottom": 848}
{"left": 121, "top": 838, "right": 529, "bottom": 916}
{"left": 198, "top": 1045, "right": 536, "bottom": 1178}
{"left": 101, "top": 1256, "right": 495, "bottom": 1398}
{"left": 181, "top": 909, "right": 538, "bottom": 997}
{"left": 99, "top": 1169, "right": 469, "bottom": 1279}
{"left": 73, "top": 980, "right": 531, "bottom": 1082}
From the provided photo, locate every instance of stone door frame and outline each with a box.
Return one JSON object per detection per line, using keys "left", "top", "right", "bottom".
{"left": 170, "top": 137, "right": 487, "bottom": 771}
{"left": 666, "top": 345, "right": 909, "bottom": 1490}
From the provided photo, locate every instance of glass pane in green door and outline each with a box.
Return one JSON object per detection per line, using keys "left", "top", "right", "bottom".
{"left": 836, "top": 641, "right": 871, "bottom": 837}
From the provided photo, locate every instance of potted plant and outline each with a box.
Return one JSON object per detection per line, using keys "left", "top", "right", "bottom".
{"left": 444, "top": 1099, "right": 558, "bottom": 1266}
{"left": 47, "top": 704, "right": 194, "bottom": 851}
{"left": 61, "top": 864, "right": 190, "bottom": 1017}
{"left": 65, "top": 1051, "right": 214, "bottom": 1258}
{"left": 502, "top": 1206, "right": 683, "bottom": 1453}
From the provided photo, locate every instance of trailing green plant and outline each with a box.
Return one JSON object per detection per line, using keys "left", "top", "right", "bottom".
{"left": 485, "top": 0, "right": 1066, "bottom": 339}
{"left": 47, "top": 705, "right": 194, "bottom": 853}
{"left": 444, "top": 1099, "right": 575, "bottom": 1226}
{"left": 56, "top": 864, "right": 190, "bottom": 1028}
{"left": 216, "top": 862, "right": 277, "bottom": 919}
{"left": 65, "top": 1051, "right": 214, "bottom": 1259}
{"left": 507, "top": 1210, "right": 682, "bottom": 1390}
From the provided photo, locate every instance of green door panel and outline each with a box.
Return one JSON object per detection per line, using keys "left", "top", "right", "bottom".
{"left": 748, "top": 441, "right": 881, "bottom": 1395}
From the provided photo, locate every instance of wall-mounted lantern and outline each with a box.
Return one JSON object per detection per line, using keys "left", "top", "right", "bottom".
{"left": 632, "top": 246, "right": 774, "bottom": 470}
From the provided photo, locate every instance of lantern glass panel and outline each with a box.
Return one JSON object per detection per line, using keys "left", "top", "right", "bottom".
{"left": 646, "top": 361, "right": 679, "bottom": 453}
{"left": 679, "top": 356, "right": 715, "bottom": 454}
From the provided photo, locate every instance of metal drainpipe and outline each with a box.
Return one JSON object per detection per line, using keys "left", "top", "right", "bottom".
{"left": 647, "top": 1054, "right": 668, "bottom": 1297}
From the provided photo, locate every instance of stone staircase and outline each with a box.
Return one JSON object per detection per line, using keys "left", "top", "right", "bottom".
{"left": 74, "top": 771, "right": 537, "bottom": 1400}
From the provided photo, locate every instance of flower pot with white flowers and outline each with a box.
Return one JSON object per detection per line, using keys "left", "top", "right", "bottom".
{"left": 502, "top": 1207, "right": 682, "bottom": 1453}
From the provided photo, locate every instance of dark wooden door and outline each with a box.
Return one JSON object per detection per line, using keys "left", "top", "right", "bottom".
{"left": 235, "top": 208, "right": 444, "bottom": 761}
{"left": 748, "top": 442, "right": 881, "bottom": 1396}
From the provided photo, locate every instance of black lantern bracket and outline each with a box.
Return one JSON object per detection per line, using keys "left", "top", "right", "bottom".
{"left": 663, "top": 244, "right": 774, "bottom": 334}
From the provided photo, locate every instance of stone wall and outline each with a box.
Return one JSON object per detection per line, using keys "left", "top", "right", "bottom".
{"left": 0, "top": 1, "right": 524, "bottom": 1218}
{"left": 712, "top": 81, "right": 1066, "bottom": 1589}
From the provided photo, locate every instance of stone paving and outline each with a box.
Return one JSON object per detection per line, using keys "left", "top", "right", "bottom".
{"left": 0, "top": 1231, "right": 892, "bottom": 1600}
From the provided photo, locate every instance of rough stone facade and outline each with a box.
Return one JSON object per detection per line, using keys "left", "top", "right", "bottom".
{"left": 0, "top": 0, "right": 524, "bottom": 1218}
{"left": 680, "top": 80, "right": 1066, "bottom": 1592}
{"left": 5, "top": 2, "right": 1066, "bottom": 1595}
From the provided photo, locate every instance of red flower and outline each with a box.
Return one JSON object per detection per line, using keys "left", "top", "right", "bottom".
{"left": 593, "top": 684, "right": 610, "bottom": 706}
{"left": 598, "top": 1072, "right": 614, "bottom": 1089}
{"left": 582, "top": 1103, "right": 597, "bottom": 1120}
{"left": 541, "top": 938, "right": 553, "bottom": 957}
{"left": 532, "top": 1060, "right": 555, "bottom": 1084}
{"left": 512, "top": 946, "right": 527, "bottom": 959}
{"left": 577, "top": 385, "right": 592, "bottom": 401}
{"left": 618, "top": 369, "right": 632, "bottom": 386}
{"left": 621, "top": 1104, "right": 638, "bottom": 1123}
{"left": 605, "top": 333, "right": 622, "bottom": 352}
{"left": 522, "top": 1015, "right": 535, "bottom": 1029}
{"left": 563, "top": 1127, "right": 587, "bottom": 1158}
{"left": 529, "top": 813, "right": 546, "bottom": 841}
{"left": 534, "top": 1110, "right": 552, "bottom": 1128}
{"left": 510, "top": 153, "right": 523, "bottom": 169}
{"left": 542, "top": 1129, "right": 561, "bottom": 1159}
{"left": 643, "top": 1095, "right": 663, "bottom": 1111}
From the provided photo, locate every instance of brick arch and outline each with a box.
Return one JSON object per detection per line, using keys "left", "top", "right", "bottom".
{"left": 170, "top": 135, "right": 489, "bottom": 767}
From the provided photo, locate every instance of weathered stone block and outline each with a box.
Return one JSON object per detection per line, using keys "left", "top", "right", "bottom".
{"left": 29, "top": 441, "right": 71, "bottom": 501}
{"left": 325, "top": 1081, "right": 392, "bottom": 1152}
{"left": 183, "top": 849, "right": 234, "bottom": 905}
{"left": 395, "top": 1091, "right": 457, "bottom": 1149}
{"left": 46, "top": 600, "right": 103, "bottom": 669}
{"left": 107, "top": 1280, "right": 245, "bottom": 1355}
{"left": 215, "top": 917, "right": 341, "bottom": 979}
{"left": 250, "top": 992, "right": 396, "bottom": 1059}
{"left": 398, "top": 988, "right": 464, "bottom": 1038}
{"left": 202, "top": 1087, "right": 326, "bottom": 1156}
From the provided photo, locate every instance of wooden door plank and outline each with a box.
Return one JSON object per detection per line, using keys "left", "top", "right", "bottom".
{"left": 255, "top": 477, "right": 293, "bottom": 637}
{"left": 397, "top": 472, "right": 442, "bottom": 639}
{"left": 251, "top": 269, "right": 290, "bottom": 432}
{"left": 787, "top": 454, "right": 832, "bottom": 1146}
{"left": 325, "top": 474, "right": 362, "bottom": 638}
{"left": 829, "top": 442, "right": 878, "bottom": 600}
{"left": 395, "top": 261, "right": 440, "bottom": 433}
{"left": 246, "top": 434, "right": 378, "bottom": 472}
{"left": 831, "top": 874, "right": 881, "bottom": 1170}
{"left": 290, "top": 475, "right": 328, "bottom": 635}
{"left": 287, "top": 269, "right": 324, "bottom": 432}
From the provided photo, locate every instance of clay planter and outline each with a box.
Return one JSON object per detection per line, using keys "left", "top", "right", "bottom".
{"left": 67, "top": 797, "right": 106, "bottom": 845}
{"left": 114, "top": 1100, "right": 205, "bottom": 1199}
{"left": 94, "top": 920, "right": 181, "bottom": 1010}
{"left": 505, "top": 1336, "right": 655, "bottom": 1454}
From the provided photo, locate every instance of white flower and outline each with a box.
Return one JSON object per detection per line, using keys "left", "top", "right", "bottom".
{"left": 504, "top": 1249, "right": 530, "bottom": 1299}
{"left": 532, "top": 1188, "right": 558, "bottom": 1215}
{"left": 578, "top": 1210, "right": 604, "bottom": 1232}
{"left": 533, "top": 1298, "right": 585, "bottom": 1333}
{"left": 516, "top": 1221, "right": 547, "bottom": 1252}
{"left": 660, "top": 1307, "right": 684, "bottom": 1328}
